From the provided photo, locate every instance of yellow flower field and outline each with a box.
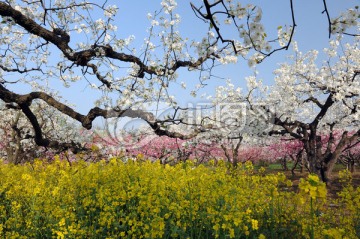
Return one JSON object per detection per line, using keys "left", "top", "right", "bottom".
{"left": 0, "top": 158, "right": 359, "bottom": 239}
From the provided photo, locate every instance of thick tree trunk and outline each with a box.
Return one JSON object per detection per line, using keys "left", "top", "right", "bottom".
{"left": 305, "top": 134, "right": 320, "bottom": 174}
{"left": 309, "top": 157, "right": 335, "bottom": 184}
{"left": 305, "top": 148, "right": 327, "bottom": 182}
{"left": 322, "top": 136, "right": 352, "bottom": 183}
{"left": 300, "top": 156, "right": 308, "bottom": 173}
{"left": 307, "top": 153, "right": 318, "bottom": 174}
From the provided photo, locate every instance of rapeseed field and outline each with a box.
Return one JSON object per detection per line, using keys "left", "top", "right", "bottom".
{"left": 0, "top": 157, "right": 359, "bottom": 238}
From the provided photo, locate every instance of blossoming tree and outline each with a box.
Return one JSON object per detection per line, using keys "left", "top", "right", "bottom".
{"left": 0, "top": 98, "right": 92, "bottom": 163}
{"left": 218, "top": 39, "right": 359, "bottom": 183}
{"left": 269, "top": 39, "right": 359, "bottom": 182}
{"left": 1, "top": 0, "right": 357, "bottom": 155}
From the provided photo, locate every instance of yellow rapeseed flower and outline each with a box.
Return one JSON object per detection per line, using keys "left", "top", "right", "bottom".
{"left": 259, "top": 233, "right": 266, "bottom": 239}
{"left": 251, "top": 219, "right": 259, "bottom": 230}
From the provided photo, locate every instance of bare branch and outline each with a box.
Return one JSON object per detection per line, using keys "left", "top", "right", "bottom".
{"left": 310, "top": 94, "right": 334, "bottom": 128}
{"left": 304, "top": 96, "right": 324, "bottom": 108}
{"left": 322, "top": 0, "right": 332, "bottom": 38}
{"left": 190, "top": 0, "right": 297, "bottom": 60}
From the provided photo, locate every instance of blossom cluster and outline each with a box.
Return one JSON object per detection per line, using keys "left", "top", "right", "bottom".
{"left": 331, "top": 7, "right": 360, "bottom": 34}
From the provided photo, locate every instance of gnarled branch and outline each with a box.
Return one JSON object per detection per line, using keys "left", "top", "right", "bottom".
{"left": 0, "top": 83, "right": 206, "bottom": 151}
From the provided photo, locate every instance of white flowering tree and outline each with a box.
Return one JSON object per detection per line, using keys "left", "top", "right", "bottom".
{"left": 0, "top": 0, "right": 358, "bottom": 154}
{"left": 222, "top": 39, "right": 359, "bottom": 183}
{"left": 0, "top": 98, "right": 91, "bottom": 163}
{"left": 269, "top": 39, "right": 359, "bottom": 183}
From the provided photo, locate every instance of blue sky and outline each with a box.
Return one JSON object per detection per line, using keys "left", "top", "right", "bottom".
{"left": 8, "top": 0, "right": 358, "bottom": 118}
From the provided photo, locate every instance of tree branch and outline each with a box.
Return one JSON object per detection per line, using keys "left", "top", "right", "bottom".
{"left": 304, "top": 96, "right": 324, "bottom": 108}
{"left": 0, "top": 84, "right": 205, "bottom": 150}
{"left": 310, "top": 94, "right": 334, "bottom": 128}
{"left": 321, "top": 0, "right": 332, "bottom": 38}
{"left": 0, "top": 3, "right": 210, "bottom": 88}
